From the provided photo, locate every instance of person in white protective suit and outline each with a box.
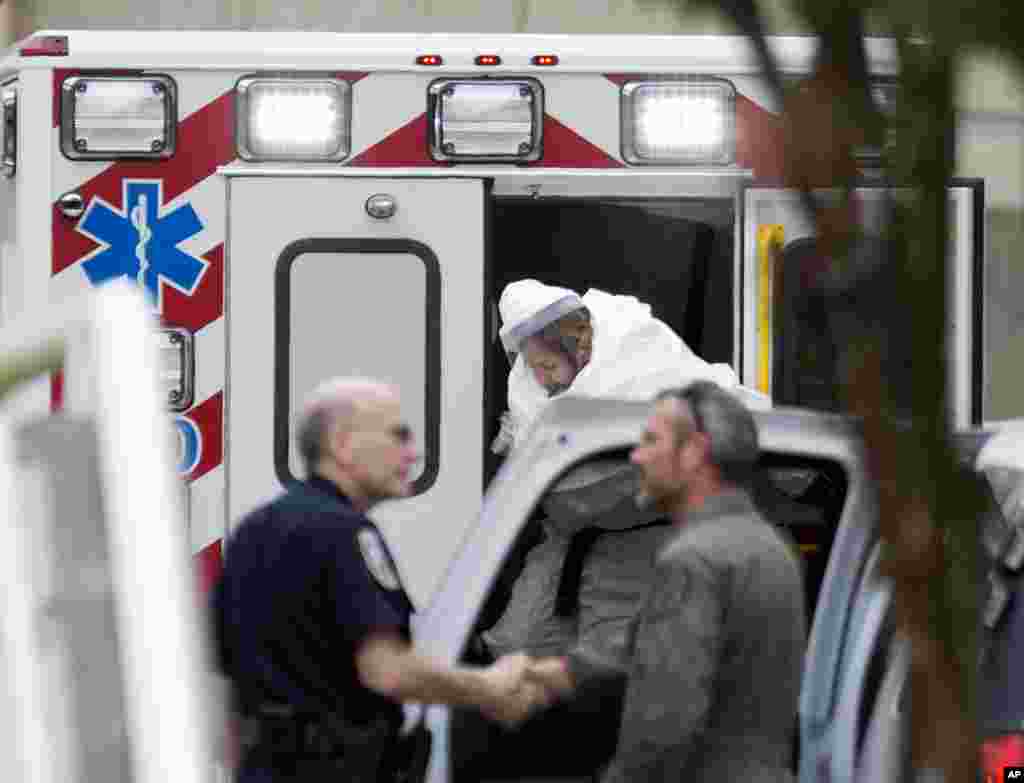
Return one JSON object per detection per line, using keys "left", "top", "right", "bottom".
{"left": 491, "top": 278, "right": 767, "bottom": 456}
{"left": 480, "top": 279, "right": 769, "bottom": 662}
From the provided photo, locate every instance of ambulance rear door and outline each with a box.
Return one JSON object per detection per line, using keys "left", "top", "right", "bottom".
{"left": 741, "top": 181, "right": 984, "bottom": 428}
{"left": 224, "top": 173, "right": 486, "bottom": 607}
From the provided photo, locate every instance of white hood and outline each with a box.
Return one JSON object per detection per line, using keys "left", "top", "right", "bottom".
{"left": 498, "top": 278, "right": 586, "bottom": 354}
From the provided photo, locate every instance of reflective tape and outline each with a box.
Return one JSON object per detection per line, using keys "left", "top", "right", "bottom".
{"left": 756, "top": 224, "right": 785, "bottom": 396}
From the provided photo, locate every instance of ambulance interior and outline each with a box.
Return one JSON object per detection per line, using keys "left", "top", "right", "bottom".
{"left": 483, "top": 195, "right": 840, "bottom": 479}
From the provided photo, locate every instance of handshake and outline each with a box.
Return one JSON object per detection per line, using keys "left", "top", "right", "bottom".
{"left": 475, "top": 654, "right": 576, "bottom": 728}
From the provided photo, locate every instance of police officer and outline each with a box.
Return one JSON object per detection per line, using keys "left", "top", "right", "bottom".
{"left": 212, "top": 377, "right": 538, "bottom": 783}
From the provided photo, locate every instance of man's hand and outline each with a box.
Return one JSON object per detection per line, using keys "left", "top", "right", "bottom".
{"left": 525, "top": 656, "right": 575, "bottom": 699}
{"left": 478, "top": 653, "right": 553, "bottom": 728}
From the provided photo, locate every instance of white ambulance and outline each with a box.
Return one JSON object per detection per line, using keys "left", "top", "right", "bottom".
{"left": 0, "top": 30, "right": 985, "bottom": 609}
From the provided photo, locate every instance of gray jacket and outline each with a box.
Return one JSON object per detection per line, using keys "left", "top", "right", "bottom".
{"left": 483, "top": 460, "right": 669, "bottom": 661}
{"left": 571, "top": 490, "right": 806, "bottom": 783}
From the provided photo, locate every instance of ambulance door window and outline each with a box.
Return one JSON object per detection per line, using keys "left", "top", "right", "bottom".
{"left": 274, "top": 239, "right": 440, "bottom": 493}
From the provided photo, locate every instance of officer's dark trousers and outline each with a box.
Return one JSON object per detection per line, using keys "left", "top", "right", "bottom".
{"left": 236, "top": 756, "right": 347, "bottom": 783}
{"left": 450, "top": 673, "right": 625, "bottom": 782}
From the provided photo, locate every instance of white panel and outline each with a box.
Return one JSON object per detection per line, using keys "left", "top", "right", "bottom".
{"left": 348, "top": 73, "right": 427, "bottom": 160}
{"left": 50, "top": 139, "right": 108, "bottom": 202}
{"left": 192, "top": 316, "right": 224, "bottom": 407}
{"left": 9, "top": 33, "right": 897, "bottom": 76}
{"left": 542, "top": 73, "right": 621, "bottom": 161}
{"left": 227, "top": 176, "right": 485, "bottom": 606}
{"left": 189, "top": 465, "right": 224, "bottom": 553}
{"left": 12, "top": 70, "right": 52, "bottom": 419}
{"left": 222, "top": 165, "right": 750, "bottom": 200}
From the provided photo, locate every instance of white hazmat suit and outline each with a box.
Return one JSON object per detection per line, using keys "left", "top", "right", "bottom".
{"left": 496, "top": 278, "right": 769, "bottom": 453}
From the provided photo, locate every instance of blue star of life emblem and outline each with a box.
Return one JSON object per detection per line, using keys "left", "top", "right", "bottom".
{"left": 75, "top": 179, "right": 208, "bottom": 313}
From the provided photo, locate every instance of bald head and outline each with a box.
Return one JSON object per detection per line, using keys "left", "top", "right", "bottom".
{"left": 296, "top": 377, "right": 398, "bottom": 477}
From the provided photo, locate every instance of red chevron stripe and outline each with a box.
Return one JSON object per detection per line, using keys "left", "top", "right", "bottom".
{"left": 53, "top": 90, "right": 236, "bottom": 276}
{"left": 194, "top": 538, "right": 222, "bottom": 597}
{"left": 350, "top": 112, "right": 621, "bottom": 167}
{"left": 163, "top": 243, "right": 224, "bottom": 334}
{"left": 534, "top": 114, "right": 622, "bottom": 168}
{"left": 349, "top": 114, "right": 443, "bottom": 167}
{"left": 50, "top": 371, "right": 63, "bottom": 412}
{"left": 336, "top": 71, "right": 370, "bottom": 85}
{"left": 735, "top": 95, "right": 785, "bottom": 184}
{"left": 603, "top": 73, "right": 632, "bottom": 88}
{"left": 182, "top": 391, "right": 223, "bottom": 484}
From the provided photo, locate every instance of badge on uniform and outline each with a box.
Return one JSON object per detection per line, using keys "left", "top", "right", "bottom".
{"left": 357, "top": 528, "right": 401, "bottom": 591}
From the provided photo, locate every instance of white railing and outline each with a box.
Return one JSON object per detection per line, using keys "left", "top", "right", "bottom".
{"left": 0, "top": 281, "right": 218, "bottom": 783}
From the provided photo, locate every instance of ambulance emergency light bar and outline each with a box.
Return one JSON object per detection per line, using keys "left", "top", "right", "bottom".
{"left": 235, "top": 77, "right": 352, "bottom": 162}
{"left": 428, "top": 78, "right": 544, "bottom": 162}
{"left": 60, "top": 75, "right": 177, "bottom": 160}
{"left": 620, "top": 78, "right": 736, "bottom": 165}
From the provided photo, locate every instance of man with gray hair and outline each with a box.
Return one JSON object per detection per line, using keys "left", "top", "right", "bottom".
{"left": 526, "top": 380, "right": 806, "bottom": 783}
{"left": 212, "top": 378, "right": 545, "bottom": 783}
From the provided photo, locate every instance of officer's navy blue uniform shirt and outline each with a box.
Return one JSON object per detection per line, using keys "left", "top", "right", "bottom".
{"left": 213, "top": 476, "right": 414, "bottom": 726}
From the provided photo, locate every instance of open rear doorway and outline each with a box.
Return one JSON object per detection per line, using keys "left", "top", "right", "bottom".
{"left": 486, "top": 197, "right": 736, "bottom": 480}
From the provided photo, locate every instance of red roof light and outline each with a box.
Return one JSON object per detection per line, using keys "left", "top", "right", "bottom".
{"left": 19, "top": 35, "right": 69, "bottom": 57}
{"left": 475, "top": 55, "right": 502, "bottom": 66}
{"left": 532, "top": 55, "right": 559, "bottom": 66}
{"left": 416, "top": 55, "right": 443, "bottom": 66}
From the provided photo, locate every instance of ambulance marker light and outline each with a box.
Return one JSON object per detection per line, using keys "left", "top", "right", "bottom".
{"left": 19, "top": 35, "right": 68, "bottom": 57}
{"left": 621, "top": 78, "right": 736, "bottom": 165}
{"left": 235, "top": 77, "right": 351, "bottom": 162}
{"left": 2, "top": 88, "right": 16, "bottom": 178}
{"left": 428, "top": 78, "right": 543, "bottom": 162}
{"left": 157, "top": 328, "right": 194, "bottom": 413}
{"left": 475, "top": 55, "right": 502, "bottom": 66}
{"left": 532, "top": 55, "right": 559, "bottom": 66}
{"left": 61, "top": 76, "right": 177, "bottom": 160}
{"left": 416, "top": 55, "right": 444, "bottom": 66}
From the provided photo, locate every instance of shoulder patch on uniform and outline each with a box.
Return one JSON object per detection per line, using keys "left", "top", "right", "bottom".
{"left": 357, "top": 528, "right": 401, "bottom": 591}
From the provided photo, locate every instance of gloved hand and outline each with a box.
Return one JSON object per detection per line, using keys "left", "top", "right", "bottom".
{"left": 490, "top": 410, "right": 519, "bottom": 456}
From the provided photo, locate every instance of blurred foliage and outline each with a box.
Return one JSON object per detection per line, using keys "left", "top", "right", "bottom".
{"left": 641, "top": 0, "right": 1022, "bottom": 780}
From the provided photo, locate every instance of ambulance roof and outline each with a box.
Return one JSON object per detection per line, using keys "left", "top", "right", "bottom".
{"left": 0, "top": 30, "right": 899, "bottom": 75}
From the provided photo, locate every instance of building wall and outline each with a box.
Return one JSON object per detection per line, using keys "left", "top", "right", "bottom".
{"left": 6, "top": 0, "right": 806, "bottom": 35}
